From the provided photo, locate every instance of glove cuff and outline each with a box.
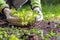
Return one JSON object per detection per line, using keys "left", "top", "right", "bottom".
{"left": 2, "top": 7, "right": 9, "bottom": 14}
{"left": 32, "top": 6, "right": 40, "bottom": 10}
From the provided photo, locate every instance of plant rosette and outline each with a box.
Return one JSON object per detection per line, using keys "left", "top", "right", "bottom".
{"left": 11, "top": 8, "right": 39, "bottom": 26}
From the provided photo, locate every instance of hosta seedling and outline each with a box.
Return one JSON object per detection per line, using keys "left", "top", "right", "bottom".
{"left": 11, "top": 6, "right": 39, "bottom": 26}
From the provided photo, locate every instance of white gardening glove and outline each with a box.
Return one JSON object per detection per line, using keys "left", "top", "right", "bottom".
{"left": 3, "top": 8, "right": 12, "bottom": 19}
{"left": 3, "top": 8, "right": 20, "bottom": 25}
{"left": 33, "top": 7, "right": 43, "bottom": 21}
{"left": 4, "top": 8, "right": 19, "bottom": 19}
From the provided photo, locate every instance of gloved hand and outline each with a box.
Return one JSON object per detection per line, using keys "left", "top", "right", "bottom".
{"left": 3, "top": 8, "right": 14, "bottom": 19}
{"left": 33, "top": 7, "right": 43, "bottom": 21}
{"left": 3, "top": 8, "right": 20, "bottom": 25}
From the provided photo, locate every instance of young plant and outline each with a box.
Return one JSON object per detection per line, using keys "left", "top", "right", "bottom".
{"left": 11, "top": 5, "right": 39, "bottom": 26}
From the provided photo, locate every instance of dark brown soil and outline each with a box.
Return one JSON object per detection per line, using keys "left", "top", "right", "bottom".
{"left": 0, "top": 19, "right": 60, "bottom": 40}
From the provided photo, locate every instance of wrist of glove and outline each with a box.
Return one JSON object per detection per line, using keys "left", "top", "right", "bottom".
{"left": 33, "top": 7, "right": 43, "bottom": 21}
{"left": 3, "top": 8, "right": 11, "bottom": 14}
{"left": 3, "top": 8, "right": 11, "bottom": 18}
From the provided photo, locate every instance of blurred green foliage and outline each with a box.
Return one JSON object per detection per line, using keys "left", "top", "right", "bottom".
{"left": 42, "top": 0, "right": 60, "bottom": 5}
{"left": 0, "top": 27, "right": 43, "bottom": 40}
{"left": 42, "top": 4, "right": 60, "bottom": 21}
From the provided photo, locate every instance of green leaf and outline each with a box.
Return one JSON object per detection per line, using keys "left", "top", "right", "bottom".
{"left": 9, "top": 35, "right": 19, "bottom": 40}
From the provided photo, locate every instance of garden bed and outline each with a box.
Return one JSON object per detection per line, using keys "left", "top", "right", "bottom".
{"left": 0, "top": 4, "right": 60, "bottom": 40}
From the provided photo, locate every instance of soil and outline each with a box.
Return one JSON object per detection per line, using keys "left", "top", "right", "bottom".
{"left": 0, "top": 19, "right": 60, "bottom": 40}
{"left": 0, "top": 17, "right": 60, "bottom": 40}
